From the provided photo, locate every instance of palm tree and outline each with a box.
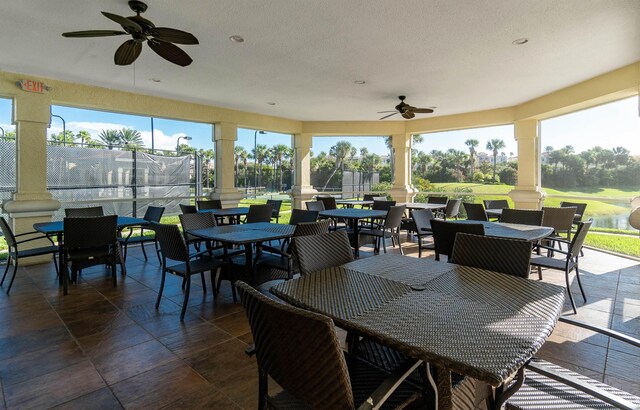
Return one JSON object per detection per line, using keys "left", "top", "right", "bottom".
{"left": 272, "top": 144, "right": 290, "bottom": 191}
{"left": 119, "top": 128, "right": 144, "bottom": 149}
{"left": 384, "top": 137, "right": 394, "bottom": 182}
{"left": 465, "top": 139, "right": 479, "bottom": 177}
{"left": 323, "top": 141, "right": 354, "bottom": 191}
{"left": 612, "top": 146, "right": 630, "bottom": 167}
{"left": 252, "top": 144, "right": 268, "bottom": 187}
{"left": 486, "top": 139, "right": 505, "bottom": 182}
{"left": 49, "top": 130, "right": 76, "bottom": 146}
{"left": 98, "top": 129, "right": 120, "bottom": 150}
{"left": 234, "top": 146, "right": 247, "bottom": 186}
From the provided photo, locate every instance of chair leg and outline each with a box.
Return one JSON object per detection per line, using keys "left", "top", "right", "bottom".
{"left": 210, "top": 268, "right": 218, "bottom": 294}
{"left": 382, "top": 235, "right": 387, "bottom": 253}
{"left": 155, "top": 269, "right": 167, "bottom": 309}
{"left": 574, "top": 262, "right": 587, "bottom": 302}
{"left": 200, "top": 272, "right": 207, "bottom": 293}
{"left": 396, "top": 233, "right": 403, "bottom": 255}
{"left": 537, "top": 266, "right": 543, "bottom": 280}
{"left": 154, "top": 240, "right": 162, "bottom": 264}
{"left": 140, "top": 242, "right": 148, "bottom": 261}
{"left": 1, "top": 255, "right": 11, "bottom": 286}
{"left": 565, "top": 270, "right": 577, "bottom": 314}
{"left": 180, "top": 276, "right": 191, "bottom": 321}
{"left": 5, "top": 259, "right": 18, "bottom": 294}
{"left": 111, "top": 257, "right": 117, "bottom": 288}
{"left": 417, "top": 237, "right": 422, "bottom": 258}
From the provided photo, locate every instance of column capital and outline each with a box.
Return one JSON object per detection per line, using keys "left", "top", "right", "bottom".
{"left": 514, "top": 119, "right": 538, "bottom": 141}
{"left": 214, "top": 122, "right": 238, "bottom": 141}
{"left": 13, "top": 92, "right": 52, "bottom": 124}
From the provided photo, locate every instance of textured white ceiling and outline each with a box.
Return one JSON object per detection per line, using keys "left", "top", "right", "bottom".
{"left": 1, "top": 0, "right": 638, "bottom": 121}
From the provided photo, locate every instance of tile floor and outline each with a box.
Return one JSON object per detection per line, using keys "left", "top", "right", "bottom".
{"left": 0, "top": 237, "right": 638, "bottom": 409}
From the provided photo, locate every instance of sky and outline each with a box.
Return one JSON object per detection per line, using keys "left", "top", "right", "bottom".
{"left": 0, "top": 96, "right": 638, "bottom": 156}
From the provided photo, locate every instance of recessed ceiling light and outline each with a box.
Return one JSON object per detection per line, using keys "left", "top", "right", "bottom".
{"left": 229, "top": 35, "right": 245, "bottom": 43}
{"left": 354, "top": 80, "right": 366, "bottom": 85}
{"left": 149, "top": 78, "right": 161, "bottom": 83}
{"left": 512, "top": 38, "right": 529, "bottom": 45}
{"left": 267, "top": 102, "right": 276, "bottom": 106}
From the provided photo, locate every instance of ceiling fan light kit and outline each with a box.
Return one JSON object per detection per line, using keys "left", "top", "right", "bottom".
{"left": 62, "top": 1, "right": 198, "bottom": 67}
{"left": 378, "top": 96, "right": 434, "bottom": 120}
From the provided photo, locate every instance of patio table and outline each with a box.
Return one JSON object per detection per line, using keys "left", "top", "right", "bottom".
{"left": 198, "top": 206, "right": 249, "bottom": 224}
{"left": 271, "top": 253, "right": 565, "bottom": 410}
{"left": 398, "top": 202, "right": 447, "bottom": 211}
{"left": 446, "top": 220, "right": 553, "bottom": 242}
{"left": 318, "top": 208, "right": 387, "bottom": 258}
{"left": 335, "top": 199, "right": 374, "bottom": 208}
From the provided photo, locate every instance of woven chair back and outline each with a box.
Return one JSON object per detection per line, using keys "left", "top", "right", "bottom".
{"left": 569, "top": 219, "right": 592, "bottom": 258}
{"left": 179, "top": 204, "right": 197, "bottom": 214}
{"left": 293, "top": 220, "right": 331, "bottom": 237}
{"left": 384, "top": 205, "right": 406, "bottom": 229}
{"left": 542, "top": 206, "right": 577, "bottom": 232}
{"left": 152, "top": 222, "right": 190, "bottom": 262}
{"left": 293, "top": 230, "right": 354, "bottom": 276}
{"left": 560, "top": 201, "right": 587, "bottom": 222}
{"left": 451, "top": 233, "right": 532, "bottom": 278}
{"left": 0, "top": 217, "right": 16, "bottom": 247}
{"left": 266, "top": 199, "right": 283, "bottom": 218}
{"left": 444, "top": 198, "right": 462, "bottom": 219}
{"left": 500, "top": 209, "right": 543, "bottom": 226}
{"left": 317, "top": 196, "right": 337, "bottom": 210}
{"left": 289, "top": 209, "right": 318, "bottom": 225}
{"left": 427, "top": 196, "right": 448, "bottom": 205}
{"left": 463, "top": 203, "right": 488, "bottom": 221}
{"left": 65, "top": 206, "right": 104, "bottom": 217}
{"left": 411, "top": 209, "right": 434, "bottom": 233}
{"left": 483, "top": 199, "right": 510, "bottom": 210}
{"left": 180, "top": 213, "right": 216, "bottom": 242}
{"left": 143, "top": 206, "right": 165, "bottom": 222}
{"left": 64, "top": 215, "right": 117, "bottom": 249}
{"left": 247, "top": 204, "right": 274, "bottom": 223}
{"left": 372, "top": 200, "right": 396, "bottom": 211}
{"left": 362, "top": 194, "right": 376, "bottom": 201}
{"left": 305, "top": 200, "right": 325, "bottom": 212}
{"left": 236, "top": 281, "right": 354, "bottom": 409}
{"left": 197, "top": 199, "right": 222, "bottom": 211}
{"left": 431, "top": 220, "right": 485, "bottom": 260}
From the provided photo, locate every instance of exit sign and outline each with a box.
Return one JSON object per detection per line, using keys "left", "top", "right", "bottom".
{"left": 17, "top": 79, "right": 49, "bottom": 93}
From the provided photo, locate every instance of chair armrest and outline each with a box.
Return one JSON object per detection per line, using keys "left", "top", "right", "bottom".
{"left": 260, "top": 245, "right": 291, "bottom": 258}
{"left": 535, "top": 244, "right": 570, "bottom": 255}
{"left": 558, "top": 316, "right": 640, "bottom": 348}
{"left": 357, "top": 358, "right": 423, "bottom": 410}
{"left": 13, "top": 230, "right": 45, "bottom": 238}
{"left": 15, "top": 235, "right": 57, "bottom": 246}
{"left": 188, "top": 249, "right": 215, "bottom": 260}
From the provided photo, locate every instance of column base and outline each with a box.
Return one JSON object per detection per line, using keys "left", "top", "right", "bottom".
{"left": 210, "top": 190, "right": 245, "bottom": 208}
{"left": 291, "top": 185, "right": 318, "bottom": 210}
{"left": 389, "top": 186, "right": 417, "bottom": 204}
{"left": 508, "top": 188, "right": 546, "bottom": 209}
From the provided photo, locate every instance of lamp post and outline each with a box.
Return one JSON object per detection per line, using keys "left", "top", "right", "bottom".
{"left": 253, "top": 130, "right": 266, "bottom": 195}
{"left": 176, "top": 135, "right": 192, "bottom": 154}
{"left": 0, "top": 127, "right": 4, "bottom": 141}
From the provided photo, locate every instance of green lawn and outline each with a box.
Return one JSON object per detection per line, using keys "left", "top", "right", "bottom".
{"left": 584, "top": 233, "right": 640, "bottom": 258}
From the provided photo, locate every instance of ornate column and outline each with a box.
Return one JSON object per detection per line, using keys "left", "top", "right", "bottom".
{"left": 509, "top": 119, "right": 545, "bottom": 208}
{"left": 211, "top": 122, "right": 243, "bottom": 207}
{"left": 389, "top": 133, "right": 416, "bottom": 203}
{"left": 2, "top": 92, "right": 60, "bottom": 264}
{"left": 290, "top": 133, "right": 317, "bottom": 209}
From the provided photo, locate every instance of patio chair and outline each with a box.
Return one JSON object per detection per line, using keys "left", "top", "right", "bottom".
{"left": 236, "top": 281, "right": 424, "bottom": 410}
{"left": 63, "top": 215, "right": 119, "bottom": 289}
{"left": 152, "top": 222, "right": 224, "bottom": 321}
{"left": 507, "top": 316, "right": 640, "bottom": 410}
{"left": 179, "top": 212, "right": 217, "bottom": 251}
{"left": 499, "top": 209, "right": 543, "bottom": 226}
{"left": 0, "top": 217, "right": 59, "bottom": 294}
{"left": 542, "top": 206, "right": 577, "bottom": 245}
{"left": 411, "top": 209, "right": 435, "bottom": 258}
{"left": 317, "top": 195, "right": 338, "bottom": 210}
{"left": 483, "top": 199, "right": 509, "bottom": 210}
{"left": 431, "top": 219, "right": 485, "bottom": 261}
{"left": 441, "top": 198, "right": 462, "bottom": 220}
{"left": 196, "top": 199, "right": 222, "bottom": 211}
{"left": 560, "top": 201, "right": 587, "bottom": 225}
{"left": 64, "top": 206, "right": 104, "bottom": 217}
{"left": 427, "top": 195, "right": 448, "bottom": 205}
{"left": 292, "top": 230, "right": 354, "bottom": 276}
{"left": 361, "top": 193, "right": 376, "bottom": 208}
{"left": 305, "top": 200, "right": 325, "bottom": 212}
{"left": 266, "top": 199, "right": 283, "bottom": 223}
{"left": 451, "top": 233, "right": 532, "bottom": 278}
{"left": 245, "top": 203, "right": 274, "bottom": 223}
{"left": 530, "top": 219, "right": 592, "bottom": 314}
{"left": 118, "top": 205, "right": 164, "bottom": 263}
{"left": 359, "top": 205, "right": 406, "bottom": 255}
{"left": 372, "top": 200, "right": 396, "bottom": 211}
{"left": 463, "top": 202, "right": 489, "bottom": 221}
{"left": 179, "top": 204, "right": 197, "bottom": 214}
{"left": 288, "top": 209, "right": 318, "bottom": 225}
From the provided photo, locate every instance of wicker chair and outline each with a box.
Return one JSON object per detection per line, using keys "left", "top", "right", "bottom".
{"left": 507, "top": 316, "right": 640, "bottom": 410}
{"left": 499, "top": 209, "right": 543, "bottom": 226}
{"left": 179, "top": 204, "right": 197, "bottom": 214}
{"left": 63, "top": 215, "right": 119, "bottom": 291}
{"left": 196, "top": 199, "right": 222, "bottom": 210}
{"left": 317, "top": 195, "right": 338, "bottom": 210}
{"left": 245, "top": 204, "right": 274, "bottom": 223}
{"left": 530, "top": 219, "right": 592, "bottom": 314}
{"left": 288, "top": 209, "right": 318, "bottom": 225}
{"left": 152, "top": 222, "right": 224, "bottom": 321}
{"left": 441, "top": 198, "right": 462, "bottom": 220}
{"left": 427, "top": 195, "right": 448, "bottom": 205}
{"left": 451, "top": 233, "right": 532, "bottom": 278}
{"left": 560, "top": 201, "right": 587, "bottom": 225}
{"left": 292, "top": 230, "right": 355, "bottom": 276}
{"left": 483, "top": 199, "right": 509, "bottom": 210}
{"left": 411, "top": 209, "right": 434, "bottom": 258}
{"left": 0, "top": 217, "right": 59, "bottom": 294}
{"left": 118, "top": 205, "right": 165, "bottom": 263}
{"left": 463, "top": 203, "right": 488, "bottom": 221}
{"left": 430, "top": 220, "right": 485, "bottom": 261}
{"left": 542, "top": 206, "right": 577, "bottom": 245}
{"left": 266, "top": 199, "right": 283, "bottom": 223}
{"left": 360, "top": 205, "right": 406, "bottom": 255}
{"left": 179, "top": 212, "right": 217, "bottom": 252}
{"left": 236, "top": 281, "right": 424, "bottom": 410}
{"left": 64, "top": 206, "right": 104, "bottom": 217}
{"left": 305, "top": 200, "right": 325, "bottom": 212}
{"left": 372, "top": 200, "right": 396, "bottom": 211}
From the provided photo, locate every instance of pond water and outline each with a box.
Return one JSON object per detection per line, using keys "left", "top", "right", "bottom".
{"left": 591, "top": 214, "right": 633, "bottom": 230}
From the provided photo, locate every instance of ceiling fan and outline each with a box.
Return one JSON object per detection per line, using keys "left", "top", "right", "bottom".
{"left": 62, "top": 0, "right": 198, "bottom": 67}
{"left": 378, "top": 96, "right": 434, "bottom": 120}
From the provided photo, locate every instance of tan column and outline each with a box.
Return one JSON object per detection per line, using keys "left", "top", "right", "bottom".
{"left": 2, "top": 92, "right": 61, "bottom": 264}
{"left": 211, "top": 122, "right": 243, "bottom": 207}
{"left": 389, "top": 133, "right": 416, "bottom": 203}
{"left": 291, "top": 133, "right": 317, "bottom": 209}
{"left": 509, "top": 119, "right": 545, "bottom": 208}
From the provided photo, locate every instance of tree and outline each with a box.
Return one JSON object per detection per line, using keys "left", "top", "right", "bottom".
{"left": 198, "top": 148, "right": 215, "bottom": 189}
{"left": 98, "top": 129, "right": 120, "bottom": 149}
{"left": 119, "top": 128, "right": 144, "bottom": 149}
{"left": 271, "top": 144, "right": 291, "bottom": 191}
{"left": 234, "top": 146, "right": 247, "bottom": 186}
{"left": 612, "top": 146, "right": 630, "bottom": 167}
{"left": 49, "top": 130, "right": 76, "bottom": 146}
{"left": 323, "top": 141, "right": 354, "bottom": 191}
{"left": 384, "top": 137, "right": 394, "bottom": 182}
{"left": 486, "top": 139, "right": 505, "bottom": 182}
{"left": 252, "top": 144, "right": 268, "bottom": 187}
{"left": 464, "top": 139, "right": 479, "bottom": 177}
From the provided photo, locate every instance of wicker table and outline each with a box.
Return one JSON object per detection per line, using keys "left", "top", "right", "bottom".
{"left": 271, "top": 254, "right": 565, "bottom": 409}
{"left": 198, "top": 207, "right": 249, "bottom": 224}
{"left": 319, "top": 208, "right": 387, "bottom": 258}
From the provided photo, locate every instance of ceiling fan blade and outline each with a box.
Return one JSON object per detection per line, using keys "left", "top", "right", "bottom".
{"left": 148, "top": 39, "right": 193, "bottom": 66}
{"left": 151, "top": 27, "right": 199, "bottom": 44}
{"left": 412, "top": 108, "right": 434, "bottom": 114}
{"left": 379, "top": 112, "right": 399, "bottom": 120}
{"left": 62, "top": 30, "right": 128, "bottom": 38}
{"left": 102, "top": 11, "right": 143, "bottom": 32}
{"left": 114, "top": 40, "right": 142, "bottom": 65}
{"left": 402, "top": 111, "right": 415, "bottom": 119}
{"left": 377, "top": 110, "right": 397, "bottom": 113}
